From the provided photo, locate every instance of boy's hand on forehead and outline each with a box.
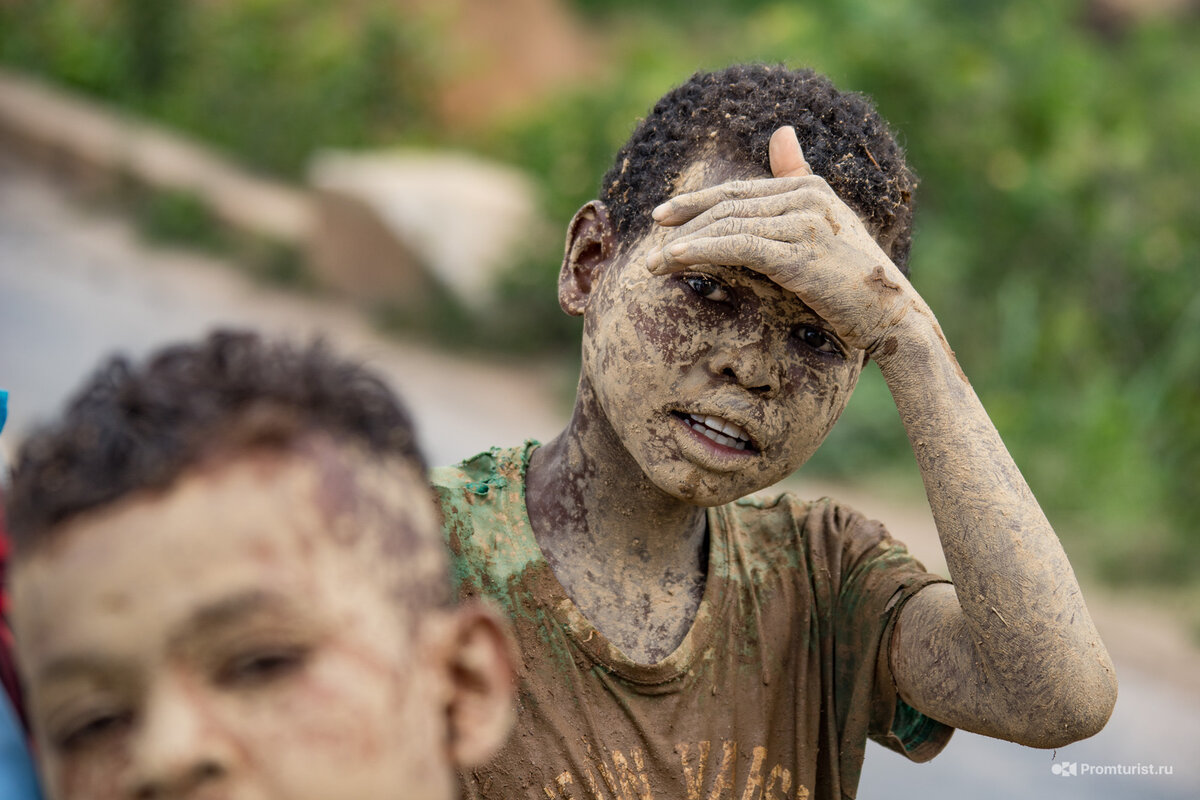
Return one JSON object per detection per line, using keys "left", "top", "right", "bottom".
{"left": 646, "top": 126, "right": 922, "bottom": 354}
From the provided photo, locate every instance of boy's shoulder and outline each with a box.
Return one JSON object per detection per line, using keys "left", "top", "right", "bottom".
{"left": 431, "top": 442, "right": 543, "bottom": 597}
{"left": 430, "top": 441, "right": 536, "bottom": 500}
{"left": 724, "top": 490, "right": 851, "bottom": 533}
{"left": 722, "top": 490, "right": 910, "bottom": 576}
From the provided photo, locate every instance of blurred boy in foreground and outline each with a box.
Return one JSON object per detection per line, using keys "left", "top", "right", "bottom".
{"left": 435, "top": 64, "right": 1116, "bottom": 799}
{"left": 0, "top": 390, "right": 43, "bottom": 800}
{"left": 4, "top": 331, "right": 516, "bottom": 800}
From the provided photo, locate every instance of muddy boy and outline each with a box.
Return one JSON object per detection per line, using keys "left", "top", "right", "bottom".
{"left": 435, "top": 65, "right": 1117, "bottom": 799}
{"left": 4, "top": 332, "right": 516, "bottom": 800}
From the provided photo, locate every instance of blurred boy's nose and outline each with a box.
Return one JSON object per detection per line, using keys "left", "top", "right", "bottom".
{"left": 126, "top": 671, "right": 232, "bottom": 800}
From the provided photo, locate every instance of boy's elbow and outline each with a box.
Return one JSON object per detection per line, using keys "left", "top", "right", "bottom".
{"left": 1024, "top": 693, "right": 1116, "bottom": 749}
{"left": 1013, "top": 664, "right": 1118, "bottom": 748}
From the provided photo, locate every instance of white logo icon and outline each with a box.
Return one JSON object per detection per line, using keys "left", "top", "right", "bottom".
{"left": 1051, "top": 761, "right": 1078, "bottom": 777}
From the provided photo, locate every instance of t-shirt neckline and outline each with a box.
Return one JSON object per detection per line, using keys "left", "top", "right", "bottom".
{"left": 509, "top": 440, "right": 730, "bottom": 688}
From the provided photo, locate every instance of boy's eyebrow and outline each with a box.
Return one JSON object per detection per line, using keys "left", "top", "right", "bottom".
{"left": 693, "top": 265, "right": 823, "bottom": 310}
{"left": 166, "top": 589, "right": 300, "bottom": 650}
{"left": 32, "top": 591, "right": 305, "bottom": 684}
{"left": 35, "top": 654, "right": 121, "bottom": 684}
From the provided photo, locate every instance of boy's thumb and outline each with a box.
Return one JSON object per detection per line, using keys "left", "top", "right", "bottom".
{"left": 769, "top": 126, "right": 812, "bottom": 178}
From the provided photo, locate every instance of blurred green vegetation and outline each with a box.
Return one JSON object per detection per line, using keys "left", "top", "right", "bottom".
{"left": 0, "top": 0, "right": 438, "bottom": 176}
{"left": 2, "top": 0, "right": 1197, "bottom": 586}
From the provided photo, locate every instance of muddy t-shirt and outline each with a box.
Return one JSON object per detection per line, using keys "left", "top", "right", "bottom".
{"left": 433, "top": 442, "right": 953, "bottom": 800}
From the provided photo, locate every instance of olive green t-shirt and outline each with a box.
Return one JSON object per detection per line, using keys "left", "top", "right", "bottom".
{"left": 433, "top": 442, "right": 953, "bottom": 800}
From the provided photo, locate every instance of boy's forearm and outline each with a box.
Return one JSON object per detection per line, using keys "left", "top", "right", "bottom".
{"left": 872, "top": 302, "right": 1057, "bottom": 599}
{"left": 873, "top": 301, "right": 1117, "bottom": 745}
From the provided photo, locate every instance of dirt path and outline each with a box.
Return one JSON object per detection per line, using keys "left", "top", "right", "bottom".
{"left": 1, "top": 159, "right": 1196, "bottom": 798}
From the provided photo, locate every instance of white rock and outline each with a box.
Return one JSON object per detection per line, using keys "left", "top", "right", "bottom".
{"left": 307, "top": 149, "right": 547, "bottom": 310}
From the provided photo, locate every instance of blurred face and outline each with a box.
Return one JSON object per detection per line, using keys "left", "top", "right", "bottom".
{"left": 580, "top": 156, "right": 866, "bottom": 505}
{"left": 12, "top": 443, "right": 458, "bottom": 800}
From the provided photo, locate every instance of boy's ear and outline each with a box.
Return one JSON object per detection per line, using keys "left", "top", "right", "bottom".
{"left": 559, "top": 200, "right": 615, "bottom": 317}
{"left": 442, "top": 602, "right": 517, "bottom": 768}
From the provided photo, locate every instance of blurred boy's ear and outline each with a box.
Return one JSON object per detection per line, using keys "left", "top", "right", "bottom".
{"left": 559, "top": 201, "right": 614, "bottom": 316}
{"left": 442, "top": 602, "right": 517, "bottom": 768}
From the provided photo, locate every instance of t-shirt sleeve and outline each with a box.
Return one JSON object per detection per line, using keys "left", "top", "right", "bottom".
{"left": 824, "top": 502, "right": 954, "bottom": 768}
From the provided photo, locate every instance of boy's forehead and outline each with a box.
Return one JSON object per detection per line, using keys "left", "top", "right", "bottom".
{"left": 16, "top": 438, "right": 438, "bottom": 590}
{"left": 11, "top": 441, "right": 441, "bottom": 660}
{"left": 673, "top": 146, "right": 769, "bottom": 195}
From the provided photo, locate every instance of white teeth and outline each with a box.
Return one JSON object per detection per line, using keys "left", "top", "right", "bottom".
{"left": 684, "top": 412, "right": 751, "bottom": 448}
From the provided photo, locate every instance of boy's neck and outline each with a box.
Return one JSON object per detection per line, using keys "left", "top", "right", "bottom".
{"left": 526, "top": 375, "right": 708, "bottom": 663}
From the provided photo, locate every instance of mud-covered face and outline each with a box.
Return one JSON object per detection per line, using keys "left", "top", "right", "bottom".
{"left": 12, "top": 442, "right": 456, "bottom": 800}
{"left": 581, "top": 157, "right": 866, "bottom": 506}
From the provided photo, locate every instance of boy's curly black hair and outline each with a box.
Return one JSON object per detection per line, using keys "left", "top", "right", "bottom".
{"left": 600, "top": 64, "right": 918, "bottom": 274}
{"left": 6, "top": 330, "right": 426, "bottom": 551}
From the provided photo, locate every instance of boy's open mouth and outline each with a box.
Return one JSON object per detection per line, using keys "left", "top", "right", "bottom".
{"left": 671, "top": 411, "right": 758, "bottom": 452}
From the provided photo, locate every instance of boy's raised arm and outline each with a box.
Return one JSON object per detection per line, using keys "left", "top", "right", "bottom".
{"left": 647, "top": 127, "right": 1117, "bottom": 748}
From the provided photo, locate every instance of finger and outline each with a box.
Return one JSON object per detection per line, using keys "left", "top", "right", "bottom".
{"left": 664, "top": 214, "right": 825, "bottom": 255}
{"left": 667, "top": 190, "right": 823, "bottom": 240}
{"left": 649, "top": 234, "right": 809, "bottom": 281}
{"left": 651, "top": 176, "right": 816, "bottom": 226}
{"left": 769, "top": 126, "right": 812, "bottom": 178}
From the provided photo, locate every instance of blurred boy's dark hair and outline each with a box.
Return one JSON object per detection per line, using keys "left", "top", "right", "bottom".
{"left": 6, "top": 330, "right": 425, "bottom": 552}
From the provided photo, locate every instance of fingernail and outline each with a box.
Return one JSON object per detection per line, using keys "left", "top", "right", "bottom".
{"left": 669, "top": 242, "right": 686, "bottom": 256}
{"left": 646, "top": 249, "right": 663, "bottom": 270}
{"left": 651, "top": 203, "right": 669, "bottom": 221}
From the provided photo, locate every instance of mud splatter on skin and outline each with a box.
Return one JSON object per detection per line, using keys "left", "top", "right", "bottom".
{"left": 874, "top": 317, "right": 1117, "bottom": 746}
{"left": 866, "top": 264, "right": 901, "bottom": 293}
{"left": 823, "top": 207, "right": 841, "bottom": 235}
{"left": 530, "top": 158, "right": 864, "bottom": 663}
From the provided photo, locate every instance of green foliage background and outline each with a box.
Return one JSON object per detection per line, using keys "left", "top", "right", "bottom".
{"left": 2, "top": 0, "right": 1197, "bottom": 585}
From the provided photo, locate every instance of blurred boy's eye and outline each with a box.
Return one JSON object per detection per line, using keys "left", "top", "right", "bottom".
{"left": 55, "top": 709, "right": 132, "bottom": 752}
{"left": 794, "top": 324, "right": 841, "bottom": 355}
{"left": 218, "top": 646, "right": 309, "bottom": 687}
{"left": 682, "top": 274, "right": 730, "bottom": 302}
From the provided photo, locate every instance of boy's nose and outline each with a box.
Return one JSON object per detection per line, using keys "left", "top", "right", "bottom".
{"left": 709, "top": 336, "right": 782, "bottom": 396}
{"left": 124, "top": 672, "right": 234, "bottom": 800}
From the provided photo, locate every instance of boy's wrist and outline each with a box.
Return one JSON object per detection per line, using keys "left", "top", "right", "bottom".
{"left": 867, "top": 299, "right": 951, "bottom": 376}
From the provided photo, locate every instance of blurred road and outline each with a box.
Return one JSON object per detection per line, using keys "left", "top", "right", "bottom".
{"left": 1, "top": 160, "right": 1197, "bottom": 799}
{"left": 0, "top": 159, "right": 567, "bottom": 467}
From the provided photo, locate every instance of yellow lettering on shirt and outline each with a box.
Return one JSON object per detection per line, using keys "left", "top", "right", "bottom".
{"left": 612, "top": 748, "right": 654, "bottom": 800}
{"left": 740, "top": 746, "right": 767, "bottom": 800}
{"left": 541, "top": 740, "right": 810, "bottom": 800}
{"left": 764, "top": 764, "right": 792, "bottom": 800}
{"left": 707, "top": 740, "right": 738, "bottom": 799}
{"left": 676, "top": 740, "right": 712, "bottom": 800}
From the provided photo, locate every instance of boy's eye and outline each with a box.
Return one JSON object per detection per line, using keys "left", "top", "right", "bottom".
{"left": 682, "top": 274, "right": 730, "bottom": 302}
{"left": 794, "top": 324, "right": 841, "bottom": 355}
{"left": 55, "top": 709, "right": 132, "bottom": 752}
{"left": 217, "top": 646, "right": 309, "bottom": 687}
